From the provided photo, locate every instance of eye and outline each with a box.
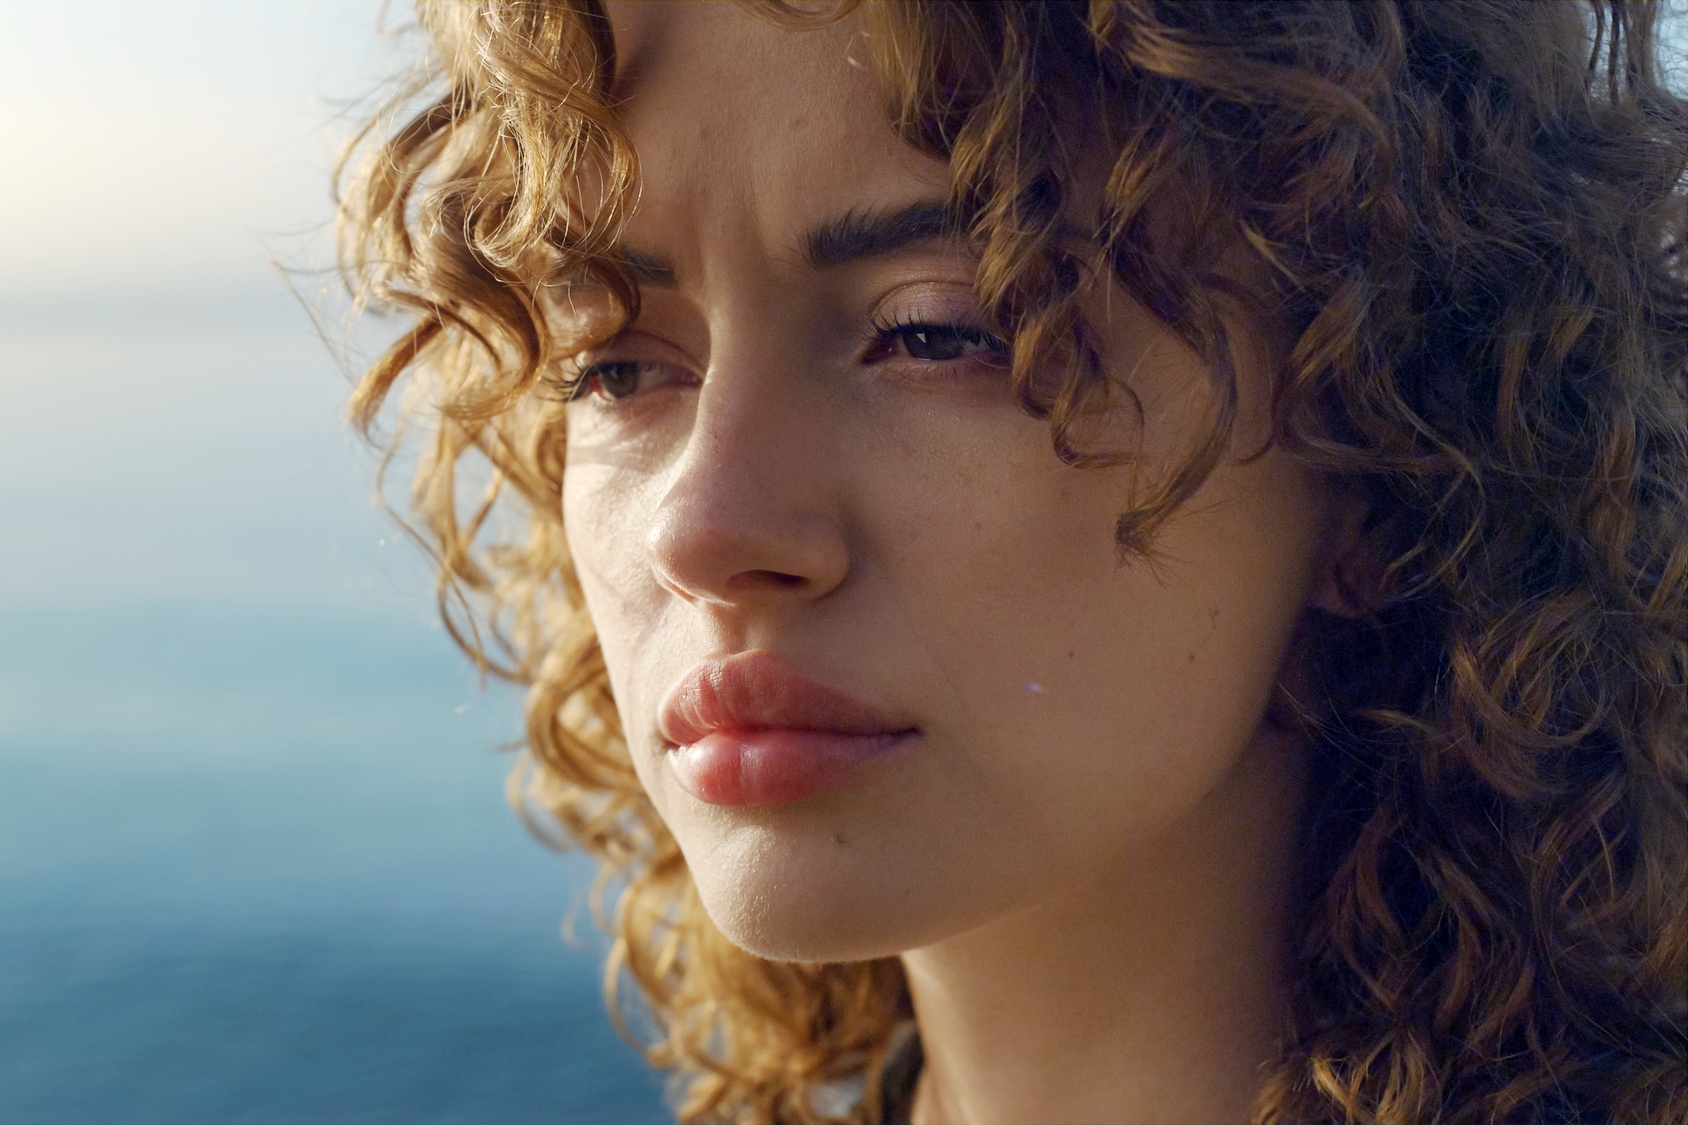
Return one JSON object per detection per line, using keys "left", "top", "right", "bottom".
{"left": 867, "top": 320, "right": 1009, "bottom": 365}
{"left": 565, "top": 358, "right": 693, "bottom": 403}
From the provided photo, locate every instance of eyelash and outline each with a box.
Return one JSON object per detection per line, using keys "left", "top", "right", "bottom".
{"left": 554, "top": 316, "right": 1010, "bottom": 404}
{"left": 863, "top": 314, "right": 1010, "bottom": 366}
{"left": 554, "top": 360, "right": 649, "bottom": 404}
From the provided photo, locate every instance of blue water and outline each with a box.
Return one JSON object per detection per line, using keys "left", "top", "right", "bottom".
{"left": 0, "top": 603, "right": 670, "bottom": 1123}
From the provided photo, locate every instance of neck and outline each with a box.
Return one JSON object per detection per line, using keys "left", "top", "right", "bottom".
{"left": 901, "top": 727, "right": 1304, "bottom": 1125}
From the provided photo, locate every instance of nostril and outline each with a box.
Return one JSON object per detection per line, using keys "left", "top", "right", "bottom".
{"left": 727, "top": 569, "right": 807, "bottom": 591}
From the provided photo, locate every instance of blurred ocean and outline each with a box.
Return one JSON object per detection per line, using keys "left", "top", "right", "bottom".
{"left": 0, "top": 5, "right": 670, "bottom": 1119}
{"left": 0, "top": 603, "right": 668, "bottom": 1124}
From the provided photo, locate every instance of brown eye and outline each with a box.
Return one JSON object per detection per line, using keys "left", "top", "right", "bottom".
{"left": 873, "top": 322, "right": 1008, "bottom": 365}
{"left": 568, "top": 359, "right": 693, "bottom": 403}
{"left": 593, "top": 361, "right": 643, "bottom": 399}
{"left": 905, "top": 325, "right": 972, "bottom": 360}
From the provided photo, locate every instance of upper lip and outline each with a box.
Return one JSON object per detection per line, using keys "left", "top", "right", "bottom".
{"left": 657, "top": 651, "right": 916, "bottom": 747}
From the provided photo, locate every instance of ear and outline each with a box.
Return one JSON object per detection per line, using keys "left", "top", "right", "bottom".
{"left": 1308, "top": 481, "right": 1389, "bottom": 620}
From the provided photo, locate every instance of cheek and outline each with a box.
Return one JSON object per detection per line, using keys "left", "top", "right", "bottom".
{"left": 561, "top": 446, "right": 665, "bottom": 702}
{"left": 561, "top": 400, "right": 684, "bottom": 605}
{"left": 562, "top": 463, "right": 642, "bottom": 618}
{"left": 562, "top": 458, "right": 691, "bottom": 822}
{"left": 870, "top": 441, "right": 1323, "bottom": 863}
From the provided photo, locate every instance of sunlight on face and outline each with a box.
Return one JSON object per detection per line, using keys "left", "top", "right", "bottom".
{"left": 561, "top": 2, "right": 1332, "bottom": 962}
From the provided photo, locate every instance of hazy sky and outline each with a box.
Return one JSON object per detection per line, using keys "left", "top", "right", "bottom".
{"left": 0, "top": 2, "right": 430, "bottom": 614}
{"left": 0, "top": 1, "right": 393, "bottom": 302}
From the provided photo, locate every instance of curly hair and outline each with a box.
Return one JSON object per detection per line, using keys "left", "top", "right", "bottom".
{"left": 336, "top": 1, "right": 1687, "bottom": 1120}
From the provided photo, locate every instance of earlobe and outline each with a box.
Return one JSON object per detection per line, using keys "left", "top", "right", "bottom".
{"left": 1308, "top": 484, "right": 1388, "bottom": 620}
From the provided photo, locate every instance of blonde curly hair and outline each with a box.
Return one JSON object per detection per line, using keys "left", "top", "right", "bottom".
{"left": 337, "top": 2, "right": 1686, "bottom": 1120}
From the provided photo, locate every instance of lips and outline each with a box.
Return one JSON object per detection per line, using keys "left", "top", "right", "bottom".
{"left": 657, "top": 651, "right": 918, "bottom": 807}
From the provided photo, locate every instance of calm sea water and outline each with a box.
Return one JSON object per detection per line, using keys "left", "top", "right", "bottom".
{"left": 0, "top": 603, "right": 669, "bottom": 1124}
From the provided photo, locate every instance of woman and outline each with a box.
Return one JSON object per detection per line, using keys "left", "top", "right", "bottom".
{"left": 337, "top": 2, "right": 1686, "bottom": 1121}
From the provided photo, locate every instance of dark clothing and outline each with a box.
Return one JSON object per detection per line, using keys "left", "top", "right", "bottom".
{"left": 878, "top": 1023, "right": 923, "bottom": 1125}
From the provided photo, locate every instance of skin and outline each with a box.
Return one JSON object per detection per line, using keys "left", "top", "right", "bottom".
{"left": 561, "top": 5, "right": 1355, "bottom": 1122}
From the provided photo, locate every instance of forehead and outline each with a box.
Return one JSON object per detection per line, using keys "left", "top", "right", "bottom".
{"left": 601, "top": 2, "right": 949, "bottom": 272}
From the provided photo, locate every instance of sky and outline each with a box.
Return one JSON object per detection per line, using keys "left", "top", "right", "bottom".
{"left": 0, "top": 1, "right": 435, "bottom": 614}
{"left": 0, "top": 1, "right": 391, "bottom": 301}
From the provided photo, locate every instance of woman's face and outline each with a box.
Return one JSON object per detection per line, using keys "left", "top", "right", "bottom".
{"left": 562, "top": 3, "right": 1333, "bottom": 961}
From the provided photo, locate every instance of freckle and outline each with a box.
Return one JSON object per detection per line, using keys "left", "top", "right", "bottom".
{"left": 974, "top": 521, "right": 983, "bottom": 531}
{"left": 1066, "top": 650, "right": 1075, "bottom": 659}
{"left": 1186, "top": 651, "right": 1197, "bottom": 664}
{"left": 833, "top": 831, "right": 848, "bottom": 846}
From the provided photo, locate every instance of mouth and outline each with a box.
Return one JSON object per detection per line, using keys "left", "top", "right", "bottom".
{"left": 657, "top": 651, "right": 920, "bottom": 807}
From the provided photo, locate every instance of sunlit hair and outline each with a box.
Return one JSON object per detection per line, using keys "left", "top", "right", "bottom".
{"left": 337, "top": 1, "right": 1686, "bottom": 1120}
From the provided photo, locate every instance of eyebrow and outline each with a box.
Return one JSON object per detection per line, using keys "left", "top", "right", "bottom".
{"left": 607, "top": 200, "right": 964, "bottom": 289}
{"left": 610, "top": 245, "right": 680, "bottom": 288}
{"left": 801, "top": 200, "right": 963, "bottom": 269}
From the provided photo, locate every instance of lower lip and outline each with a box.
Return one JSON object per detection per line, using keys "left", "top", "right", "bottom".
{"left": 668, "top": 728, "right": 915, "bottom": 807}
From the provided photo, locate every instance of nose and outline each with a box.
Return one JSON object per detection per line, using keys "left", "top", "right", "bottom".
{"left": 645, "top": 359, "right": 850, "bottom": 610}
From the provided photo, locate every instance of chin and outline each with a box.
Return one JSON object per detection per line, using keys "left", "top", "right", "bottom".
{"left": 678, "top": 816, "right": 935, "bottom": 963}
